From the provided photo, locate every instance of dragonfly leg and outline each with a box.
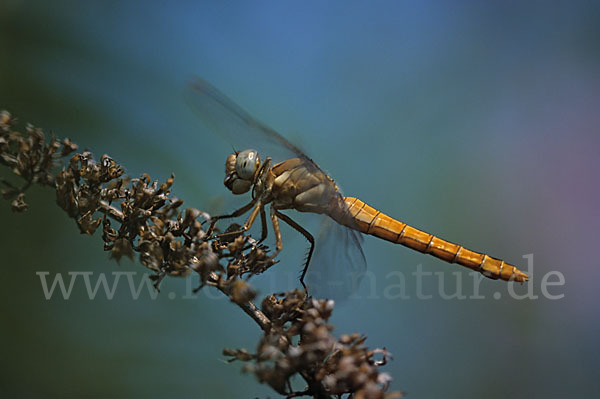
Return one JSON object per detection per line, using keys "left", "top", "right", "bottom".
{"left": 273, "top": 209, "right": 315, "bottom": 292}
{"left": 258, "top": 206, "right": 268, "bottom": 244}
{"left": 237, "top": 206, "right": 269, "bottom": 253}
{"left": 269, "top": 206, "right": 283, "bottom": 256}
{"left": 208, "top": 199, "right": 257, "bottom": 236}
{"left": 214, "top": 200, "right": 262, "bottom": 241}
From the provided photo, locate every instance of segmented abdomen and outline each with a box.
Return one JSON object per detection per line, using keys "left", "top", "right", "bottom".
{"left": 330, "top": 197, "right": 528, "bottom": 282}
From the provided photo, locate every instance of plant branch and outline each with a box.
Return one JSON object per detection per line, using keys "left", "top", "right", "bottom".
{"left": 0, "top": 110, "right": 401, "bottom": 399}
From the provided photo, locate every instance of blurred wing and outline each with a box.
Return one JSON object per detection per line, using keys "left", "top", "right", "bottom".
{"left": 185, "top": 78, "right": 311, "bottom": 164}
{"left": 187, "top": 78, "right": 367, "bottom": 298}
{"left": 305, "top": 216, "right": 367, "bottom": 300}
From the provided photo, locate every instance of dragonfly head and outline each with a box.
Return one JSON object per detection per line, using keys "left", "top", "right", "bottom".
{"left": 224, "top": 149, "right": 261, "bottom": 194}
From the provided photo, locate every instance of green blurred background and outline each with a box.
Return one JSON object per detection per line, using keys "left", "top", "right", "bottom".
{"left": 1, "top": 1, "right": 599, "bottom": 398}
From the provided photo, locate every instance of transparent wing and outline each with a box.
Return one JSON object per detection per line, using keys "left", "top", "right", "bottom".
{"left": 305, "top": 216, "right": 367, "bottom": 300}
{"left": 186, "top": 78, "right": 368, "bottom": 298}
{"left": 185, "top": 77, "right": 311, "bottom": 164}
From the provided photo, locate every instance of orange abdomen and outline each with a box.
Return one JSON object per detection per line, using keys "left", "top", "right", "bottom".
{"left": 332, "top": 197, "right": 528, "bottom": 282}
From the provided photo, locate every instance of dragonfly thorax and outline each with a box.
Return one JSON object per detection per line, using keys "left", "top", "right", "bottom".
{"left": 224, "top": 149, "right": 261, "bottom": 194}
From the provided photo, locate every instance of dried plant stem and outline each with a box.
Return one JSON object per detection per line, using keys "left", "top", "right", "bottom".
{"left": 0, "top": 110, "right": 400, "bottom": 399}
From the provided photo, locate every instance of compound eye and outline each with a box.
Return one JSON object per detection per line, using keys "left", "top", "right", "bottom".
{"left": 225, "top": 153, "right": 237, "bottom": 175}
{"left": 231, "top": 178, "right": 252, "bottom": 194}
{"left": 235, "top": 149, "right": 260, "bottom": 180}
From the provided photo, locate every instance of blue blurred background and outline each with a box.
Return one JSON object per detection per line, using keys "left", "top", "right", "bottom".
{"left": 1, "top": 1, "right": 599, "bottom": 397}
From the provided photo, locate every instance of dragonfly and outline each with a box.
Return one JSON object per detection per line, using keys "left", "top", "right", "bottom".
{"left": 187, "top": 79, "right": 528, "bottom": 295}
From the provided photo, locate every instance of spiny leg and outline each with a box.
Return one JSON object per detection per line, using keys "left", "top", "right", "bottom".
{"left": 208, "top": 199, "right": 256, "bottom": 235}
{"left": 240, "top": 205, "right": 270, "bottom": 253}
{"left": 273, "top": 209, "right": 315, "bottom": 292}
{"left": 269, "top": 206, "right": 283, "bottom": 257}
{"left": 258, "top": 206, "right": 268, "bottom": 244}
{"left": 215, "top": 200, "right": 263, "bottom": 241}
